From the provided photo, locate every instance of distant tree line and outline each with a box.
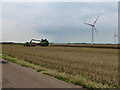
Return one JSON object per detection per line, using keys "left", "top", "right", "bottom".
{"left": 1, "top": 42, "right": 24, "bottom": 45}
{"left": 67, "top": 43, "right": 91, "bottom": 44}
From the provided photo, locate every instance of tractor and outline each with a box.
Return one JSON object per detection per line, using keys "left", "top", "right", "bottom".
{"left": 24, "top": 39, "right": 49, "bottom": 47}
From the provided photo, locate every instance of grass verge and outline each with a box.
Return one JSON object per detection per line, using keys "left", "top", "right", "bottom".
{"left": 1, "top": 54, "right": 119, "bottom": 88}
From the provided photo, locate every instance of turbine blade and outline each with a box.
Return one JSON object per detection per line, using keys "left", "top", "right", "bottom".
{"left": 84, "top": 23, "right": 93, "bottom": 26}
{"left": 94, "top": 27, "right": 100, "bottom": 37}
{"left": 94, "top": 16, "right": 99, "bottom": 25}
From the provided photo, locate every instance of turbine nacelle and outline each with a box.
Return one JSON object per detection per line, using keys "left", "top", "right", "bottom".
{"left": 113, "top": 30, "right": 118, "bottom": 44}
{"left": 113, "top": 35, "right": 118, "bottom": 37}
{"left": 113, "top": 30, "right": 118, "bottom": 37}
{"left": 84, "top": 23, "right": 94, "bottom": 27}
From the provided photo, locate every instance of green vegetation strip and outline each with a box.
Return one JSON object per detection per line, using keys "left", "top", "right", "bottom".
{"left": 1, "top": 54, "right": 119, "bottom": 88}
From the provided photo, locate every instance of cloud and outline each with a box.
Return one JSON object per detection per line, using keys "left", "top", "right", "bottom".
{"left": 2, "top": 2, "right": 118, "bottom": 43}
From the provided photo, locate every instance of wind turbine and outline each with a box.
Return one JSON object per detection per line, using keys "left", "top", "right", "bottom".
{"left": 84, "top": 16, "right": 100, "bottom": 44}
{"left": 113, "top": 30, "right": 118, "bottom": 44}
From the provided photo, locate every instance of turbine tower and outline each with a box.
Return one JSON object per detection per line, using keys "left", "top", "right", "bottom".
{"left": 84, "top": 16, "right": 99, "bottom": 44}
{"left": 113, "top": 30, "right": 118, "bottom": 44}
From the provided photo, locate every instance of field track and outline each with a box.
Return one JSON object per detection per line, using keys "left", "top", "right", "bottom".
{"left": 1, "top": 58, "right": 81, "bottom": 88}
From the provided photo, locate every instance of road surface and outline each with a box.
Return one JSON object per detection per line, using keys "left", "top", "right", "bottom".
{"left": 1, "top": 59, "right": 81, "bottom": 88}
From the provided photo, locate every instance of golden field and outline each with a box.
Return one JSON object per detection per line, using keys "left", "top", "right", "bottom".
{"left": 2, "top": 44, "right": 119, "bottom": 88}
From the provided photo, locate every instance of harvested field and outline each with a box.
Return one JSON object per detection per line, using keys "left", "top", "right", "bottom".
{"left": 50, "top": 44, "right": 119, "bottom": 49}
{"left": 2, "top": 44, "right": 119, "bottom": 87}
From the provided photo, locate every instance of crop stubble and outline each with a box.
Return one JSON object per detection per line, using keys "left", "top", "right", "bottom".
{"left": 2, "top": 45, "right": 118, "bottom": 86}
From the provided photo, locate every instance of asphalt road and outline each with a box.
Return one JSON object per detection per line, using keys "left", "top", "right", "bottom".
{"left": 1, "top": 59, "right": 81, "bottom": 88}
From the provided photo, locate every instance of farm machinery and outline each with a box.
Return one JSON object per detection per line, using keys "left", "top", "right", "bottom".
{"left": 24, "top": 39, "right": 49, "bottom": 47}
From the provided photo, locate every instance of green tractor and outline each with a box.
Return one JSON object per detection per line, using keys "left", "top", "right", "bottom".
{"left": 40, "top": 39, "right": 49, "bottom": 46}
{"left": 24, "top": 39, "right": 49, "bottom": 47}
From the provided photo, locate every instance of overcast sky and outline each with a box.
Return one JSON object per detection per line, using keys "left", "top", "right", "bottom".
{"left": 1, "top": 2, "right": 118, "bottom": 43}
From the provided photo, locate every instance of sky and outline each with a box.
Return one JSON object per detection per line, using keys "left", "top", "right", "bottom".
{"left": 1, "top": 1, "right": 118, "bottom": 43}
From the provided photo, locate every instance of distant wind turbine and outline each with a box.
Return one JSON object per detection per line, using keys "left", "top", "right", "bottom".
{"left": 84, "top": 16, "right": 100, "bottom": 44}
{"left": 113, "top": 30, "right": 118, "bottom": 44}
